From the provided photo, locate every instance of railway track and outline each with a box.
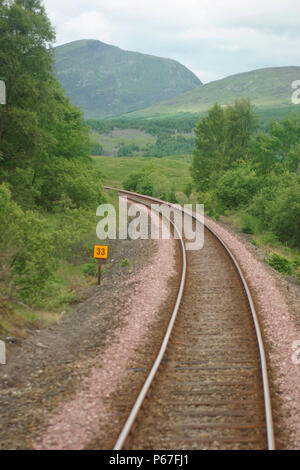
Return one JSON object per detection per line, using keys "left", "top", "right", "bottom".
{"left": 105, "top": 188, "right": 275, "bottom": 450}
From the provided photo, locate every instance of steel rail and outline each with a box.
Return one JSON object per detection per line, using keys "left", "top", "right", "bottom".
{"left": 104, "top": 187, "right": 275, "bottom": 450}
{"left": 113, "top": 193, "right": 187, "bottom": 450}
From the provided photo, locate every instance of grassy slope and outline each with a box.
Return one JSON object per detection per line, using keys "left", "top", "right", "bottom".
{"left": 92, "top": 155, "right": 192, "bottom": 192}
{"left": 55, "top": 40, "right": 201, "bottom": 119}
{"left": 91, "top": 128, "right": 156, "bottom": 156}
{"left": 126, "top": 66, "right": 300, "bottom": 118}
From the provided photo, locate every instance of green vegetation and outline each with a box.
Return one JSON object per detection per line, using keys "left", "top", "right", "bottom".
{"left": 266, "top": 253, "right": 293, "bottom": 276}
{"left": 54, "top": 39, "right": 201, "bottom": 119}
{"left": 1, "top": 0, "right": 300, "bottom": 344}
{"left": 88, "top": 117, "right": 197, "bottom": 157}
{"left": 93, "top": 156, "right": 192, "bottom": 199}
{"left": 120, "top": 258, "right": 131, "bottom": 268}
{"left": 0, "top": 0, "right": 106, "bottom": 336}
{"left": 117, "top": 143, "right": 140, "bottom": 157}
{"left": 128, "top": 66, "right": 300, "bottom": 118}
{"left": 191, "top": 99, "right": 300, "bottom": 280}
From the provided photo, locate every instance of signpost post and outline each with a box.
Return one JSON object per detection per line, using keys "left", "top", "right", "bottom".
{"left": 93, "top": 245, "right": 109, "bottom": 286}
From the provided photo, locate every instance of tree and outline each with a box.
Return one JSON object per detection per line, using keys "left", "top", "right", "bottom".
{"left": 192, "top": 100, "right": 259, "bottom": 192}
{"left": 0, "top": 0, "right": 55, "bottom": 167}
{"left": 224, "top": 98, "right": 259, "bottom": 166}
{"left": 191, "top": 103, "right": 225, "bottom": 191}
{"left": 0, "top": 0, "right": 96, "bottom": 210}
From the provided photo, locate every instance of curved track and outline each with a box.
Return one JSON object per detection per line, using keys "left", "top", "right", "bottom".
{"left": 105, "top": 188, "right": 275, "bottom": 450}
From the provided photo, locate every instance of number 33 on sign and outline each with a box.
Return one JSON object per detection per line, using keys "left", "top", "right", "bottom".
{"left": 93, "top": 245, "right": 108, "bottom": 285}
{"left": 93, "top": 245, "right": 109, "bottom": 259}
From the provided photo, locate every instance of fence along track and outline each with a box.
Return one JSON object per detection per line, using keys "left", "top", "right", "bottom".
{"left": 104, "top": 188, "right": 275, "bottom": 450}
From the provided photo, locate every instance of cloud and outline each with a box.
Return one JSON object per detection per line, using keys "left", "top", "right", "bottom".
{"left": 61, "top": 11, "right": 114, "bottom": 44}
{"left": 42, "top": 0, "right": 300, "bottom": 82}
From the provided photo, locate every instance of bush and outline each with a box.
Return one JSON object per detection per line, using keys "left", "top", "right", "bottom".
{"left": 240, "top": 214, "right": 258, "bottom": 234}
{"left": 0, "top": 183, "right": 97, "bottom": 304}
{"left": 82, "top": 261, "right": 98, "bottom": 277}
{"left": 0, "top": 184, "right": 59, "bottom": 300}
{"left": 216, "top": 166, "right": 259, "bottom": 210}
{"left": 248, "top": 172, "right": 300, "bottom": 247}
{"left": 267, "top": 253, "right": 293, "bottom": 275}
{"left": 123, "top": 172, "right": 144, "bottom": 192}
{"left": 136, "top": 175, "right": 153, "bottom": 196}
{"left": 90, "top": 143, "right": 103, "bottom": 156}
{"left": 38, "top": 158, "right": 106, "bottom": 210}
{"left": 268, "top": 175, "right": 300, "bottom": 247}
{"left": 120, "top": 258, "right": 131, "bottom": 267}
{"left": 117, "top": 143, "right": 139, "bottom": 157}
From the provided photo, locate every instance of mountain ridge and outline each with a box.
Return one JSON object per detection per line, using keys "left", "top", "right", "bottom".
{"left": 124, "top": 66, "right": 300, "bottom": 118}
{"left": 54, "top": 39, "right": 202, "bottom": 118}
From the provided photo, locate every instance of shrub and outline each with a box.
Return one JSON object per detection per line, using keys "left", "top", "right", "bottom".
{"left": 38, "top": 158, "right": 106, "bottom": 210}
{"left": 251, "top": 238, "right": 260, "bottom": 247}
{"left": 184, "top": 182, "right": 193, "bottom": 199}
{"left": 136, "top": 175, "right": 153, "bottom": 196}
{"left": 90, "top": 142, "right": 103, "bottom": 156}
{"left": 82, "top": 261, "right": 98, "bottom": 277}
{"left": 267, "top": 253, "right": 293, "bottom": 275}
{"left": 123, "top": 172, "right": 144, "bottom": 192}
{"left": 240, "top": 214, "right": 258, "bottom": 234}
{"left": 0, "top": 183, "right": 97, "bottom": 304}
{"left": 117, "top": 143, "right": 139, "bottom": 157}
{"left": 120, "top": 258, "right": 131, "bottom": 267}
{"left": 216, "top": 166, "right": 259, "bottom": 210}
{"left": 268, "top": 175, "right": 300, "bottom": 247}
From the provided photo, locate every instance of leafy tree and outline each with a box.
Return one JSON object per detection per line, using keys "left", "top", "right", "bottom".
{"left": 90, "top": 142, "right": 103, "bottom": 156}
{"left": 249, "top": 132, "right": 279, "bottom": 175}
{"left": 192, "top": 100, "right": 258, "bottom": 192}
{"left": 216, "top": 166, "right": 259, "bottom": 210}
{"left": 191, "top": 103, "right": 226, "bottom": 191}
{"left": 0, "top": 0, "right": 55, "bottom": 167}
{"left": 224, "top": 98, "right": 259, "bottom": 165}
{"left": 0, "top": 0, "right": 96, "bottom": 210}
{"left": 123, "top": 172, "right": 144, "bottom": 192}
{"left": 136, "top": 175, "right": 153, "bottom": 196}
{"left": 0, "top": 1, "right": 106, "bottom": 307}
{"left": 269, "top": 114, "right": 300, "bottom": 154}
{"left": 117, "top": 143, "right": 139, "bottom": 157}
{"left": 184, "top": 182, "right": 193, "bottom": 199}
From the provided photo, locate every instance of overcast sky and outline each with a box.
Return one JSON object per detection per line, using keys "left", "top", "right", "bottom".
{"left": 43, "top": 0, "right": 300, "bottom": 83}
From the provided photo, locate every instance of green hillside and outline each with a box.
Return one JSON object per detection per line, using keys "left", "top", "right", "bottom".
{"left": 54, "top": 40, "right": 201, "bottom": 118}
{"left": 126, "top": 66, "right": 300, "bottom": 118}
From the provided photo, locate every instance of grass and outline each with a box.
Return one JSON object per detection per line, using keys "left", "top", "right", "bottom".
{"left": 0, "top": 227, "right": 108, "bottom": 339}
{"left": 91, "top": 128, "right": 156, "bottom": 156}
{"left": 120, "top": 258, "right": 131, "bottom": 267}
{"left": 127, "top": 66, "right": 300, "bottom": 118}
{"left": 92, "top": 155, "right": 193, "bottom": 192}
{"left": 222, "top": 211, "right": 300, "bottom": 281}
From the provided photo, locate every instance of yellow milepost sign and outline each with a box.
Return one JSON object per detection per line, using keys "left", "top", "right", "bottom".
{"left": 93, "top": 244, "right": 109, "bottom": 260}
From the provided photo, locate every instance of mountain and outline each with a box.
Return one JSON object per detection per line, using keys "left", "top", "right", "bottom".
{"left": 54, "top": 40, "right": 201, "bottom": 118}
{"left": 126, "top": 66, "right": 300, "bottom": 118}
